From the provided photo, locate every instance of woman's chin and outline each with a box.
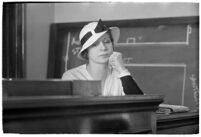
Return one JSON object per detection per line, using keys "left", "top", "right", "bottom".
{"left": 97, "top": 58, "right": 109, "bottom": 64}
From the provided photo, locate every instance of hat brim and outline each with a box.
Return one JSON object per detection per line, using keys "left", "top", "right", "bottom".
{"left": 78, "top": 27, "right": 120, "bottom": 60}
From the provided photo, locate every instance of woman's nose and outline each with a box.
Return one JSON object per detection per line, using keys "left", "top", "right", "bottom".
{"left": 99, "top": 42, "right": 107, "bottom": 50}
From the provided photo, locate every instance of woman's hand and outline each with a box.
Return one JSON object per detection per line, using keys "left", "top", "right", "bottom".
{"left": 109, "top": 52, "right": 127, "bottom": 73}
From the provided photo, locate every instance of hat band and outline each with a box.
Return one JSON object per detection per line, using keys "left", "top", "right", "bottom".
{"left": 80, "top": 31, "right": 92, "bottom": 45}
{"left": 80, "top": 19, "right": 109, "bottom": 46}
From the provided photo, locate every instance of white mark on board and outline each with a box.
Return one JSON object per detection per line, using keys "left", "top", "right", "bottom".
{"left": 138, "top": 36, "right": 142, "bottom": 41}
{"left": 64, "top": 32, "right": 71, "bottom": 71}
{"left": 126, "top": 37, "right": 136, "bottom": 44}
{"left": 189, "top": 74, "right": 199, "bottom": 110}
{"left": 116, "top": 24, "right": 192, "bottom": 46}
{"left": 158, "top": 25, "right": 166, "bottom": 30}
{"left": 181, "top": 66, "right": 186, "bottom": 105}
{"left": 72, "top": 47, "right": 81, "bottom": 55}
{"left": 186, "top": 25, "right": 192, "bottom": 45}
{"left": 71, "top": 37, "right": 80, "bottom": 46}
{"left": 123, "top": 57, "right": 133, "bottom": 64}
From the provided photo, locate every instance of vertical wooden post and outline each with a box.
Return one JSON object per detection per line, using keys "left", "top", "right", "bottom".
{"left": 3, "top": 3, "right": 25, "bottom": 78}
{"left": 151, "top": 112, "right": 157, "bottom": 134}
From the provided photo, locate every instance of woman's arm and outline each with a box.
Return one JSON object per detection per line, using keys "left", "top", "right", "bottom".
{"left": 120, "top": 75, "right": 143, "bottom": 95}
{"left": 109, "top": 52, "right": 144, "bottom": 95}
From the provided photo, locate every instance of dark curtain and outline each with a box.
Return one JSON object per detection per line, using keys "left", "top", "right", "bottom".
{"left": 3, "top": 3, "right": 25, "bottom": 78}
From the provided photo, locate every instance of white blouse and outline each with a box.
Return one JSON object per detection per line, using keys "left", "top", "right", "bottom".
{"left": 62, "top": 64, "right": 128, "bottom": 96}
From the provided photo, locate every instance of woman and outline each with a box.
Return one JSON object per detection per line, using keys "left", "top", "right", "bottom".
{"left": 62, "top": 19, "right": 143, "bottom": 96}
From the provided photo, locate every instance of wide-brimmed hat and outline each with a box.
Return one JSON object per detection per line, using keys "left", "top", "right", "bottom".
{"left": 78, "top": 19, "right": 120, "bottom": 60}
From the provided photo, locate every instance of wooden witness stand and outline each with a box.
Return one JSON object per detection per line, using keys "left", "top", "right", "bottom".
{"left": 3, "top": 95, "right": 163, "bottom": 134}
{"left": 157, "top": 111, "right": 199, "bottom": 134}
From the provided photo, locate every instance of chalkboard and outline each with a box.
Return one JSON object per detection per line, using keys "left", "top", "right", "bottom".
{"left": 47, "top": 16, "right": 199, "bottom": 109}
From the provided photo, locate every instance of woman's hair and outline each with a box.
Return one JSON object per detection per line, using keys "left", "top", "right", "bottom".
{"left": 107, "top": 29, "right": 114, "bottom": 45}
{"left": 81, "top": 31, "right": 114, "bottom": 60}
{"left": 81, "top": 49, "right": 89, "bottom": 60}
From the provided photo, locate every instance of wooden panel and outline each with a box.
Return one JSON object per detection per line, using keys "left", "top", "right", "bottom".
{"left": 157, "top": 124, "right": 199, "bottom": 134}
{"left": 3, "top": 3, "right": 25, "bottom": 78}
{"left": 3, "top": 95, "right": 163, "bottom": 133}
{"left": 3, "top": 80, "right": 103, "bottom": 97}
{"left": 3, "top": 80, "right": 72, "bottom": 96}
{"left": 156, "top": 111, "right": 199, "bottom": 134}
{"left": 3, "top": 111, "right": 154, "bottom": 134}
{"left": 72, "top": 80, "right": 102, "bottom": 96}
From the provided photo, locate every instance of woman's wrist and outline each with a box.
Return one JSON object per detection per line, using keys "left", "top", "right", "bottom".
{"left": 118, "top": 68, "right": 131, "bottom": 77}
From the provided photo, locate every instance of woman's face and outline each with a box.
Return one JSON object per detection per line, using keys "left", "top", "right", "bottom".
{"left": 88, "top": 33, "right": 113, "bottom": 64}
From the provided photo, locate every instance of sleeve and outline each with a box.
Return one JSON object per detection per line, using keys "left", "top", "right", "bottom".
{"left": 62, "top": 71, "right": 74, "bottom": 80}
{"left": 120, "top": 75, "right": 144, "bottom": 95}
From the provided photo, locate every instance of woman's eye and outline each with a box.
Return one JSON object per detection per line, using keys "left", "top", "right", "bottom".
{"left": 91, "top": 42, "right": 98, "bottom": 47}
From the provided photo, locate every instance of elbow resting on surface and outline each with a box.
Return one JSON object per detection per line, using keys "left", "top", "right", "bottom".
{"left": 120, "top": 75, "right": 144, "bottom": 95}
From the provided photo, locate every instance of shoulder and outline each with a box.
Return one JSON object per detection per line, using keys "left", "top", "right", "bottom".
{"left": 62, "top": 64, "right": 86, "bottom": 80}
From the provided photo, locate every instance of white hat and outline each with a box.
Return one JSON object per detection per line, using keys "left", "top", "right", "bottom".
{"left": 78, "top": 19, "right": 120, "bottom": 60}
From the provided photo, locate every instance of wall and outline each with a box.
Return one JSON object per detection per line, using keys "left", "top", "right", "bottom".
{"left": 25, "top": 3, "right": 54, "bottom": 79}
{"left": 54, "top": 3, "right": 199, "bottom": 23}
{"left": 25, "top": 2, "right": 198, "bottom": 80}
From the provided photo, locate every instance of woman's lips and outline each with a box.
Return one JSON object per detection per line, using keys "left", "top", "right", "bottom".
{"left": 99, "top": 53, "right": 110, "bottom": 57}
